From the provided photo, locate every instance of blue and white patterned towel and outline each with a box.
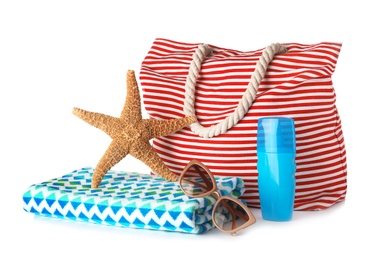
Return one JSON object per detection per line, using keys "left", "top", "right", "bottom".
{"left": 22, "top": 167, "right": 246, "bottom": 234}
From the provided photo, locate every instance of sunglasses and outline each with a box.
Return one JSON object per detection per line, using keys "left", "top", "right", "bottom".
{"left": 179, "top": 159, "right": 256, "bottom": 236}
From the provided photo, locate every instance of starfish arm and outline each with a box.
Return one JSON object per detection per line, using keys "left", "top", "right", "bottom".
{"left": 91, "top": 138, "right": 131, "bottom": 188}
{"left": 73, "top": 107, "right": 121, "bottom": 138}
{"left": 148, "top": 116, "right": 197, "bottom": 138}
{"left": 120, "top": 70, "right": 142, "bottom": 126}
{"left": 131, "top": 141, "right": 178, "bottom": 182}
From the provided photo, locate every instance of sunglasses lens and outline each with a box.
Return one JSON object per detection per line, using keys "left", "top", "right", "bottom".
{"left": 213, "top": 199, "right": 251, "bottom": 232}
{"left": 180, "top": 163, "right": 214, "bottom": 196}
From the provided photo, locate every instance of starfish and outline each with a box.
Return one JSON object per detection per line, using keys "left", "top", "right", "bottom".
{"left": 72, "top": 70, "right": 196, "bottom": 188}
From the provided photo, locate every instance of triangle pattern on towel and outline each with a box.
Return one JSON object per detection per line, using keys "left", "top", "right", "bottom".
{"left": 22, "top": 167, "right": 245, "bottom": 234}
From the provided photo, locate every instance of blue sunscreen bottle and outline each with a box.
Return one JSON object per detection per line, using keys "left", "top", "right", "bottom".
{"left": 257, "top": 117, "right": 296, "bottom": 221}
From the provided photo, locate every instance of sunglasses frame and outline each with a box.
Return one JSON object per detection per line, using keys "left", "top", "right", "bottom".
{"left": 179, "top": 159, "right": 256, "bottom": 235}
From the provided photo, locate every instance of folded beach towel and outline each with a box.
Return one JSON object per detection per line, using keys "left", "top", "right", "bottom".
{"left": 22, "top": 167, "right": 246, "bottom": 234}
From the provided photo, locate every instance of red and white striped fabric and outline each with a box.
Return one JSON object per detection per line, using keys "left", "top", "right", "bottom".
{"left": 139, "top": 38, "right": 347, "bottom": 210}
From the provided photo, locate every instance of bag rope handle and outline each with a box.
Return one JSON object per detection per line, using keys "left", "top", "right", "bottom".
{"left": 183, "top": 43, "right": 288, "bottom": 138}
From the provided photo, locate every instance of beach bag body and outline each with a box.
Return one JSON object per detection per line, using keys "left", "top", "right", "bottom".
{"left": 140, "top": 38, "right": 347, "bottom": 210}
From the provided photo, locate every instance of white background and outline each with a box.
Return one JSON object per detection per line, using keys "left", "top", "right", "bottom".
{"left": 1, "top": 0, "right": 386, "bottom": 259}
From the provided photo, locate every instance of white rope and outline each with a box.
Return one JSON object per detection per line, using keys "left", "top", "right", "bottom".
{"left": 183, "top": 43, "right": 287, "bottom": 138}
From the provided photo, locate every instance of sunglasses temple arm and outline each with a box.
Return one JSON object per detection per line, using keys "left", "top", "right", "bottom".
{"left": 180, "top": 179, "right": 208, "bottom": 190}
{"left": 220, "top": 200, "right": 237, "bottom": 230}
{"left": 194, "top": 165, "right": 213, "bottom": 188}
{"left": 221, "top": 200, "right": 250, "bottom": 221}
{"left": 233, "top": 208, "right": 249, "bottom": 221}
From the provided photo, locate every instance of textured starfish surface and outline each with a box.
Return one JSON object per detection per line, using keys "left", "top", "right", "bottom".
{"left": 73, "top": 70, "right": 196, "bottom": 188}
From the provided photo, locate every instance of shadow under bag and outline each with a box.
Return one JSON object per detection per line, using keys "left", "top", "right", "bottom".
{"left": 140, "top": 38, "right": 347, "bottom": 210}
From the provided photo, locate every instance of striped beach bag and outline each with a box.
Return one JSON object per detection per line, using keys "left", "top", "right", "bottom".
{"left": 139, "top": 38, "right": 347, "bottom": 210}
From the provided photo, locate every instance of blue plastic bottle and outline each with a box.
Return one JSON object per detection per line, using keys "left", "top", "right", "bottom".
{"left": 257, "top": 117, "right": 296, "bottom": 221}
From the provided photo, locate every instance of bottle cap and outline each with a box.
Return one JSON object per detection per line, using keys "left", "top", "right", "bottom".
{"left": 257, "top": 117, "right": 296, "bottom": 153}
